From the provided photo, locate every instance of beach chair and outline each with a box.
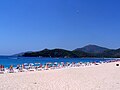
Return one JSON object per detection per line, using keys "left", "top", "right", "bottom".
{"left": 9, "top": 69, "right": 14, "bottom": 73}
{"left": 37, "top": 67, "right": 42, "bottom": 71}
{"left": 0, "top": 71, "right": 4, "bottom": 74}
{"left": 13, "top": 69, "right": 19, "bottom": 73}
{"left": 29, "top": 68, "right": 36, "bottom": 71}
{"left": 9, "top": 65, "right": 14, "bottom": 73}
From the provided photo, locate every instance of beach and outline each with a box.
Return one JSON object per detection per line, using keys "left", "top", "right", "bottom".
{"left": 0, "top": 62, "right": 120, "bottom": 90}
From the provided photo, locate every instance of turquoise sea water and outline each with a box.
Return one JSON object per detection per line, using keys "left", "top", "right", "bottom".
{"left": 0, "top": 56, "right": 111, "bottom": 68}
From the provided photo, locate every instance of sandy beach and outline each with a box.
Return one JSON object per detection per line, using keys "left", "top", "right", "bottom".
{"left": 0, "top": 62, "right": 120, "bottom": 90}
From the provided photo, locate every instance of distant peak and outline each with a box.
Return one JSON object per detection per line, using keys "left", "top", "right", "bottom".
{"left": 85, "top": 44, "right": 101, "bottom": 47}
{"left": 43, "top": 48, "right": 49, "bottom": 51}
{"left": 75, "top": 45, "right": 109, "bottom": 53}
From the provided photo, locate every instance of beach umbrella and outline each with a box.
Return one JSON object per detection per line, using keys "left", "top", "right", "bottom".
{"left": 66, "top": 62, "right": 70, "bottom": 66}
{"left": 24, "top": 63, "right": 29, "bottom": 66}
{"left": 29, "top": 63, "right": 34, "bottom": 66}
{"left": 35, "top": 63, "right": 40, "bottom": 65}
{"left": 47, "top": 62, "right": 53, "bottom": 68}
{"left": 54, "top": 62, "right": 58, "bottom": 65}
{"left": 61, "top": 62, "right": 64, "bottom": 65}
{"left": 46, "top": 62, "right": 52, "bottom": 65}
{"left": 61, "top": 62, "right": 64, "bottom": 64}
{"left": 34, "top": 63, "right": 40, "bottom": 66}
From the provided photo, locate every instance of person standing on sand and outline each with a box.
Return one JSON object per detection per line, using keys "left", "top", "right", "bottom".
{"left": 22, "top": 64, "right": 25, "bottom": 69}
{"left": 1, "top": 65, "right": 4, "bottom": 71}
{"left": 45, "top": 64, "right": 48, "bottom": 70}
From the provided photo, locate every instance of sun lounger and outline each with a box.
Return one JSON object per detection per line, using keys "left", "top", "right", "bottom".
{"left": 37, "top": 68, "right": 42, "bottom": 71}
{"left": 29, "top": 69, "right": 36, "bottom": 71}
{"left": 13, "top": 69, "right": 19, "bottom": 73}
{"left": 0, "top": 71, "right": 4, "bottom": 74}
{"left": 9, "top": 69, "right": 14, "bottom": 73}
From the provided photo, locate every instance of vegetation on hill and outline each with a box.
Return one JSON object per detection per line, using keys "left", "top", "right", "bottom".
{"left": 21, "top": 45, "right": 120, "bottom": 58}
{"left": 23, "top": 49, "right": 80, "bottom": 58}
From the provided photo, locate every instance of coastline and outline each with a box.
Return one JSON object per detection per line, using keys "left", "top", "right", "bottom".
{"left": 0, "top": 57, "right": 116, "bottom": 68}
{"left": 0, "top": 62, "right": 120, "bottom": 90}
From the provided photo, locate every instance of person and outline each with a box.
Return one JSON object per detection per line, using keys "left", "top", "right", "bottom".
{"left": 10, "top": 65, "right": 13, "bottom": 70}
{"left": 1, "top": 65, "right": 4, "bottom": 71}
{"left": 16, "top": 64, "right": 20, "bottom": 69}
{"left": 39, "top": 64, "right": 42, "bottom": 68}
{"left": 22, "top": 64, "right": 25, "bottom": 69}
{"left": 45, "top": 64, "right": 48, "bottom": 70}
{"left": 0, "top": 65, "right": 2, "bottom": 71}
{"left": 9, "top": 65, "right": 14, "bottom": 73}
{"left": 57, "top": 63, "right": 60, "bottom": 69}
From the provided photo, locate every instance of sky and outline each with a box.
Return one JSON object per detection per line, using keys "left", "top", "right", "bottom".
{"left": 0, "top": 0, "right": 120, "bottom": 55}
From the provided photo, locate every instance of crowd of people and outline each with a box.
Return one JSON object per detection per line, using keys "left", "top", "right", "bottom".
{"left": 0, "top": 59, "right": 120, "bottom": 74}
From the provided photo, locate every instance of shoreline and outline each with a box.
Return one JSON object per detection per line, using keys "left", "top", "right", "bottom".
{"left": 0, "top": 57, "right": 119, "bottom": 68}
{"left": 0, "top": 59, "right": 119, "bottom": 74}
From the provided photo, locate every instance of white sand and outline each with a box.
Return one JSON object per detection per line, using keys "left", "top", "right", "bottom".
{"left": 0, "top": 62, "right": 120, "bottom": 90}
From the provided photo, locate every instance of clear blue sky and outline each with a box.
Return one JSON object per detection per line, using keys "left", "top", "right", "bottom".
{"left": 0, "top": 0, "right": 120, "bottom": 55}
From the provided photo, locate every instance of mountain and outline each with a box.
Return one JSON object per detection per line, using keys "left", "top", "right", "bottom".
{"left": 13, "top": 51, "right": 33, "bottom": 57}
{"left": 22, "top": 49, "right": 88, "bottom": 58}
{"left": 100, "top": 48, "right": 120, "bottom": 58}
{"left": 19, "top": 45, "right": 120, "bottom": 58}
{"left": 75, "top": 45, "right": 109, "bottom": 54}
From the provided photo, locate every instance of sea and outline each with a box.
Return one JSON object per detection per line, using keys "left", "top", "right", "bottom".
{"left": 0, "top": 56, "right": 114, "bottom": 68}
